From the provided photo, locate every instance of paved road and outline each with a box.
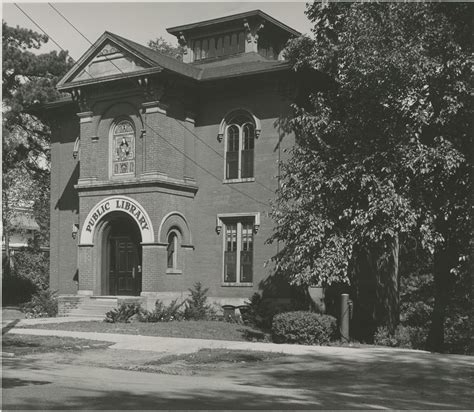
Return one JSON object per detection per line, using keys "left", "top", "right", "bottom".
{"left": 3, "top": 343, "right": 473, "bottom": 410}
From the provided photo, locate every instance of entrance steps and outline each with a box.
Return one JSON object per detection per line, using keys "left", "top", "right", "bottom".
{"left": 58, "top": 296, "right": 118, "bottom": 319}
{"left": 58, "top": 295, "right": 144, "bottom": 319}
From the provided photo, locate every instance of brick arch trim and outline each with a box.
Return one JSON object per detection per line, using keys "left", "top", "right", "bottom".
{"left": 217, "top": 108, "right": 261, "bottom": 142}
{"left": 92, "top": 101, "right": 144, "bottom": 138}
{"left": 158, "top": 212, "right": 192, "bottom": 245}
{"left": 79, "top": 195, "right": 155, "bottom": 245}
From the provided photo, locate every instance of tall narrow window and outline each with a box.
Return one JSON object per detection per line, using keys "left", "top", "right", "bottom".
{"left": 225, "top": 115, "right": 256, "bottom": 180}
{"left": 240, "top": 222, "right": 253, "bottom": 282}
{"left": 226, "top": 125, "right": 239, "bottom": 179}
{"left": 220, "top": 217, "right": 256, "bottom": 285}
{"left": 112, "top": 119, "right": 135, "bottom": 176}
{"left": 224, "top": 223, "right": 237, "bottom": 282}
{"left": 167, "top": 232, "right": 178, "bottom": 269}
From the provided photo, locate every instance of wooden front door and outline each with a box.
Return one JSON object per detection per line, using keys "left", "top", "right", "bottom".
{"left": 109, "top": 236, "right": 140, "bottom": 295}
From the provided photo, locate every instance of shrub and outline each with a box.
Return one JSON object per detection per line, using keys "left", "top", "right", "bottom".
{"left": 184, "top": 282, "right": 216, "bottom": 320}
{"left": 21, "top": 289, "right": 58, "bottom": 318}
{"left": 104, "top": 303, "right": 143, "bottom": 323}
{"left": 242, "top": 293, "right": 295, "bottom": 330}
{"left": 3, "top": 248, "right": 49, "bottom": 305}
{"left": 374, "top": 325, "right": 428, "bottom": 350}
{"left": 271, "top": 311, "right": 337, "bottom": 345}
{"left": 141, "top": 298, "right": 186, "bottom": 322}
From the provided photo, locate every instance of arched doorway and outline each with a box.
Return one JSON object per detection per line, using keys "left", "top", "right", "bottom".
{"left": 98, "top": 212, "right": 142, "bottom": 296}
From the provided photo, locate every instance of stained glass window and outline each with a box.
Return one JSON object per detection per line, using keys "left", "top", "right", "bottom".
{"left": 112, "top": 120, "right": 135, "bottom": 175}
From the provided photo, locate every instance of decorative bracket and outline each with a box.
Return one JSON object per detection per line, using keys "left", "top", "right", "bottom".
{"left": 178, "top": 32, "right": 187, "bottom": 48}
{"left": 254, "top": 21, "right": 265, "bottom": 43}
{"left": 71, "top": 87, "right": 90, "bottom": 112}
{"left": 243, "top": 19, "right": 252, "bottom": 43}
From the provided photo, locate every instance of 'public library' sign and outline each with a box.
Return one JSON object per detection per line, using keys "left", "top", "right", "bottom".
{"left": 79, "top": 196, "right": 154, "bottom": 244}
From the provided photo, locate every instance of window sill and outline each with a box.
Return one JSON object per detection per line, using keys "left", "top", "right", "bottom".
{"left": 223, "top": 178, "right": 255, "bottom": 184}
{"left": 166, "top": 269, "right": 182, "bottom": 275}
{"left": 221, "top": 282, "right": 253, "bottom": 287}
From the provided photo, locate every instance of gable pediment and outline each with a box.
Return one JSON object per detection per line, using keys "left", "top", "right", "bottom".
{"left": 59, "top": 36, "right": 153, "bottom": 88}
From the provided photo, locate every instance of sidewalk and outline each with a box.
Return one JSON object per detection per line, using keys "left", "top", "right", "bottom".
{"left": 7, "top": 323, "right": 433, "bottom": 359}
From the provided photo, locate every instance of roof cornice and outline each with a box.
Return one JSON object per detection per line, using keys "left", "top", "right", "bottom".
{"left": 167, "top": 9, "right": 300, "bottom": 37}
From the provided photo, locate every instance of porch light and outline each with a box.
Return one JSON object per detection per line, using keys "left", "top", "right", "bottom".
{"left": 72, "top": 223, "right": 79, "bottom": 239}
{"left": 215, "top": 217, "right": 222, "bottom": 235}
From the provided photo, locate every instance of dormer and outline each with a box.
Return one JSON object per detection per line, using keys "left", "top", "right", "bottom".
{"left": 167, "top": 9, "right": 300, "bottom": 64}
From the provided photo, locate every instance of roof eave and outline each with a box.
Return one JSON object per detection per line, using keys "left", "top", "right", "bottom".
{"left": 167, "top": 9, "right": 300, "bottom": 37}
{"left": 57, "top": 67, "right": 165, "bottom": 92}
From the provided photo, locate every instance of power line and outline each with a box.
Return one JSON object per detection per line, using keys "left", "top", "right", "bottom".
{"left": 13, "top": 3, "right": 79, "bottom": 63}
{"left": 14, "top": 3, "right": 271, "bottom": 207}
{"left": 47, "top": 2, "right": 276, "bottom": 196}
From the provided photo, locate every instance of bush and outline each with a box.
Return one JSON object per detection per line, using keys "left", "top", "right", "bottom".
{"left": 3, "top": 248, "right": 49, "bottom": 305}
{"left": 271, "top": 311, "right": 337, "bottom": 345}
{"left": 184, "top": 282, "right": 216, "bottom": 321}
{"left": 374, "top": 325, "right": 428, "bottom": 350}
{"left": 21, "top": 289, "right": 58, "bottom": 318}
{"left": 141, "top": 298, "right": 186, "bottom": 322}
{"left": 104, "top": 303, "right": 143, "bottom": 323}
{"left": 242, "top": 293, "right": 296, "bottom": 330}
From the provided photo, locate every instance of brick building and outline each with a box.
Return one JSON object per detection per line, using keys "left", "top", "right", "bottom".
{"left": 45, "top": 10, "right": 323, "bottom": 316}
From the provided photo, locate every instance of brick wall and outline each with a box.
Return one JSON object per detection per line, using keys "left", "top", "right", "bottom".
{"left": 51, "top": 72, "right": 298, "bottom": 304}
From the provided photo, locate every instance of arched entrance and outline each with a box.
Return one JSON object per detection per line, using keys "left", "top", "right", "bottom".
{"left": 96, "top": 212, "right": 142, "bottom": 296}
{"left": 77, "top": 196, "right": 154, "bottom": 296}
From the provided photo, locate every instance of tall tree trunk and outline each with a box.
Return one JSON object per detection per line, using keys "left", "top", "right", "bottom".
{"left": 3, "top": 225, "right": 11, "bottom": 276}
{"left": 426, "top": 243, "right": 453, "bottom": 352}
{"left": 375, "top": 235, "right": 400, "bottom": 334}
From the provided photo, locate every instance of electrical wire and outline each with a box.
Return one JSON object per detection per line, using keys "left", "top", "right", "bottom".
{"left": 47, "top": 2, "right": 276, "bottom": 197}
{"left": 14, "top": 2, "right": 271, "bottom": 207}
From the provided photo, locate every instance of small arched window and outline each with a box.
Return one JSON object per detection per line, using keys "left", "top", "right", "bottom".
{"left": 225, "top": 115, "right": 256, "bottom": 180}
{"left": 167, "top": 231, "right": 179, "bottom": 270}
{"left": 112, "top": 119, "right": 135, "bottom": 176}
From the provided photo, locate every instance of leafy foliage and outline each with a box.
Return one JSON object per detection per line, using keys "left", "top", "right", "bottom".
{"left": 271, "top": 3, "right": 472, "bottom": 350}
{"left": 2, "top": 21, "right": 73, "bottom": 172}
{"left": 147, "top": 36, "right": 185, "bottom": 60}
{"left": 141, "top": 298, "right": 187, "bottom": 322}
{"left": 272, "top": 311, "right": 337, "bottom": 345}
{"left": 2, "top": 21, "right": 73, "bottom": 286}
{"left": 104, "top": 303, "right": 144, "bottom": 323}
{"left": 183, "top": 282, "right": 216, "bottom": 321}
{"left": 20, "top": 289, "right": 58, "bottom": 318}
{"left": 242, "top": 293, "right": 297, "bottom": 330}
{"left": 374, "top": 325, "right": 428, "bottom": 350}
{"left": 3, "top": 247, "right": 50, "bottom": 305}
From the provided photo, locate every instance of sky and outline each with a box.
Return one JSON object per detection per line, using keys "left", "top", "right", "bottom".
{"left": 2, "top": 1, "right": 314, "bottom": 61}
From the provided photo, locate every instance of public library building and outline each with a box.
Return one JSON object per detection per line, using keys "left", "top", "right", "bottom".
{"left": 44, "top": 10, "right": 324, "bottom": 315}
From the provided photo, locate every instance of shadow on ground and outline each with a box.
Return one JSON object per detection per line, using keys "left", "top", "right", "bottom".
{"left": 2, "top": 348, "right": 473, "bottom": 410}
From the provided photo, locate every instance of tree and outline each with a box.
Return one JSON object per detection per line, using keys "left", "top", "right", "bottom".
{"left": 2, "top": 22, "right": 73, "bottom": 277}
{"left": 270, "top": 3, "right": 471, "bottom": 349}
{"left": 147, "top": 36, "right": 185, "bottom": 61}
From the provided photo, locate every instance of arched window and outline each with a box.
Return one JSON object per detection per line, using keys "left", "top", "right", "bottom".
{"left": 112, "top": 119, "right": 135, "bottom": 176}
{"left": 167, "top": 230, "right": 179, "bottom": 270}
{"left": 225, "top": 115, "right": 256, "bottom": 180}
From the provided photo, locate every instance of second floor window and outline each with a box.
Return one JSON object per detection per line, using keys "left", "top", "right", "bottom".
{"left": 225, "top": 116, "right": 255, "bottom": 180}
{"left": 112, "top": 119, "right": 135, "bottom": 176}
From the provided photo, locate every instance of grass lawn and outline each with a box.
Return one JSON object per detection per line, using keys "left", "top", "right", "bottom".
{"left": 148, "top": 348, "right": 286, "bottom": 366}
{"left": 2, "top": 334, "right": 112, "bottom": 356}
{"left": 22, "top": 320, "right": 269, "bottom": 342}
